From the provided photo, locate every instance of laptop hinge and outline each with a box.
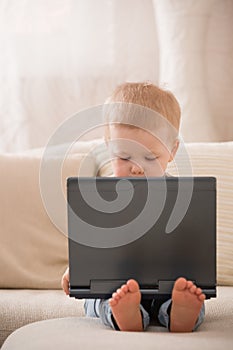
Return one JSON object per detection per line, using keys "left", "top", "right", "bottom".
{"left": 90, "top": 280, "right": 127, "bottom": 294}
{"left": 158, "top": 280, "right": 176, "bottom": 294}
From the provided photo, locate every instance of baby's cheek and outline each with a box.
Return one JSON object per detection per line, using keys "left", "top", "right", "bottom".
{"left": 112, "top": 160, "right": 127, "bottom": 176}
{"left": 146, "top": 161, "right": 164, "bottom": 176}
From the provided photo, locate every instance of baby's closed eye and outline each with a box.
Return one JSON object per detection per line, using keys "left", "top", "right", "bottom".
{"left": 145, "top": 156, "right": 157, "bottom": 161}
{"left": 119, "top": 156, "right": 131, "bottom": 161}
{"left": 114, "top": 153, "right": 131, "bottom": 160}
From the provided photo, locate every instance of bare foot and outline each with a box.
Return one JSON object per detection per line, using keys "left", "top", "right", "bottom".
{"left": 170, "top": 277, "right": 206, "bottom": 332}
{"left": 109, "top": 279, "right": 143, "bottom": 331}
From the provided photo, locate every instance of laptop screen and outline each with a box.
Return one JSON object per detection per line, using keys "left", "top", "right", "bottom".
{"left": 67, "top": 177, "right": 216, "bottom": 299}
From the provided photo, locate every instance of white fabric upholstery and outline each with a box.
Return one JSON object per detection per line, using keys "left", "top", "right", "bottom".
{"left": 2, "top": 287, "right": 233, "bottom": 350}
{"left": 0, "top": 145, "right": 97, "bottom": 289}
{"left": 0, "top": 290, "right": 84, "bottom": 347}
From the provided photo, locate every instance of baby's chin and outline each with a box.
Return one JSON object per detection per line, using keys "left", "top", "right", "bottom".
{"left": 147, "top": 171, "right": 166, "bottom": 177}
{"left": 113, "top": 171, "right": 166, "bottom": 177}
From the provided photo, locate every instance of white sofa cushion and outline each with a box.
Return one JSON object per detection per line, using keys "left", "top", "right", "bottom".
{"left": 2, "top": 287, "right": 233, "bottom": 350}
{"left": 0, "top": 289, "right": 85, "bottom": 347}
{"left": 0, "top": 144, "right": 97, "bottom": 289}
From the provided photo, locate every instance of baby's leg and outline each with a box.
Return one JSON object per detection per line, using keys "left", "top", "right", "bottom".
{"left": 109, "top": 279, "right": 144, "bottom": 331}
{"left": 170, "top": 277, "right": 206, "bottom": 332}
{"left": 84, "top": 299, "right": 100, "bottom": 317}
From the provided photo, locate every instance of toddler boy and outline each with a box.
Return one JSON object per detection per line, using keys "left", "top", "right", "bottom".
{"left": 62, "top": 82, "right": 205, "bottom": 332}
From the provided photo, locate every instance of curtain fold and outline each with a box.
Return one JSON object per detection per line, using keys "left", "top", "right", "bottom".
{"left": 153, "top": 0, "right": 233, "bottom": 142}
{"left": 0, "top": 0, "right": 232, "bottom": 152}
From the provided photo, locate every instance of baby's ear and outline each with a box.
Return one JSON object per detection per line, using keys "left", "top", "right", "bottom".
{"left": 168, "top": 139, "right": 179, "bottom": 162}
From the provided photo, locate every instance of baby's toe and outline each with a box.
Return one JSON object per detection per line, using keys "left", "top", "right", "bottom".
{"left": 198, "top": 293, "right": 206, "bottom": 302}
{"left": 190, "top": 285, "right": 197, "bottom": 294}
{"left": 112, "top": 292, "right": 120, "bottom": 301}
{"left": 187, "top": 280, "right": 194, "bottom": 289}
{"left": 109, "top": 298, "right": 118, "bottom": 307}
{"left": 121, "top": 284, "right": 128, "bottom": 294}
{"left": 116, "top": 288, "right": 125, "bottom": 298}
{"left": 195, "top": 288, "right": 202, "bottom": 295}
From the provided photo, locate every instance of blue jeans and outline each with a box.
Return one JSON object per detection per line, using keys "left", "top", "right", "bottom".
{"left": 84, "top": 298, "right": 205, "bottom": 331}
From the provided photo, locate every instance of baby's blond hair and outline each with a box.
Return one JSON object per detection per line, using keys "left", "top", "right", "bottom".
{"left": 103, "top": 82, "right": 181, "bottom": 143}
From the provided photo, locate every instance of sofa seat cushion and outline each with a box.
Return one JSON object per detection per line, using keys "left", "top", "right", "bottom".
{"left": 0, "top": 289, "right": 84, "bottom": 347}
{"left": 2, "top": 287, "right": 233, "bottom": 350}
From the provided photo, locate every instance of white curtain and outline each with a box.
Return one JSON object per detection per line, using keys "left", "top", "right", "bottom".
{"left": 0, "top": 0, "right": 232, "bottom": 152}
{"left": 153, "top": 0, "right": 233, "bottom": 142}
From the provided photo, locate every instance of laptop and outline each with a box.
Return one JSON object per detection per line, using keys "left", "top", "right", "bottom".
{"left": 67, "top": 177, "right": 216, "bottom": 300}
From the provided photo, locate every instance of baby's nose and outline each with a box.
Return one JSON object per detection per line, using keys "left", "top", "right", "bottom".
{"left": 131, "top": 163, "right": 145, "bottom": 175}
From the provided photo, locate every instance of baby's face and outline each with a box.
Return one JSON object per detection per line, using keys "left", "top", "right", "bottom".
{"left": 108, "top": 126, "right": 178, "bottom": 177}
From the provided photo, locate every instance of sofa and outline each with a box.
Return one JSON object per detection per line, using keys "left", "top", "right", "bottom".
{"left": 0, "top": 139, "right": 232, "bottom": 349}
